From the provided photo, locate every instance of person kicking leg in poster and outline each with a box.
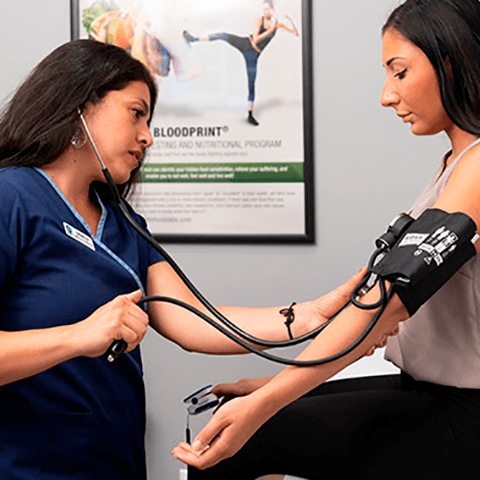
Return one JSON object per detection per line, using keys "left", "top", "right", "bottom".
{"left": 183, "top": 1, "right": 299, "bottom": 126}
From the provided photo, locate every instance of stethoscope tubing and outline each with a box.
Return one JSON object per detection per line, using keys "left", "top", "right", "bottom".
{"left": 112, "top": 195, "right": 394, "bottom": 366}
{"left": 79, "top": 111, "right": 394, "bottom": 366}
{"left": 135, "top": 289, "right": 393, "bottom": 366}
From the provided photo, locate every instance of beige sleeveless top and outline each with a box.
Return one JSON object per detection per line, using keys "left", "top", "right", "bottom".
{"left": 385, "top": 137, "right": 480, "bottom": 388}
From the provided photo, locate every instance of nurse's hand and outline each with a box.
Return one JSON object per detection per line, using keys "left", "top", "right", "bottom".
{"left": 72, "top": 290, "right": 149, "bottom": 358}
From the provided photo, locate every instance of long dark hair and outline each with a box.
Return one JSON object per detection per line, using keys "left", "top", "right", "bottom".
{"left": 383, "top": 0, "right": 480, "bottom": 136}
{"left": 0, "top": 39, "right": 158, "bottom": 200}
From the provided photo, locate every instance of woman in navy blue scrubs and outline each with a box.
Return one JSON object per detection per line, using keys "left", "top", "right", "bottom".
{"left": 0, "top": 39, "right": 362, "bottom": 479}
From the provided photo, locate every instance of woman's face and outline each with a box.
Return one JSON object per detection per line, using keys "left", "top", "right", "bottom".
{"left": 83, "top": 81, "right": 153, "bottom": 184}
{"left": 263, "top": 3, "right": 274, "bottom": 19}
{"left": 380, "top": 28, "right": 453, "bottom": 136}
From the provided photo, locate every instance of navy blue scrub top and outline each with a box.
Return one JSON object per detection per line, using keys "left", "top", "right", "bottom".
{"left": 0, "top": 167, "right": 165, "bottom": 479}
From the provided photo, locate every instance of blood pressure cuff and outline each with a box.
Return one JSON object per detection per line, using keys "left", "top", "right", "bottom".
{"left": 370, "top": 208, "right": 477, "bottom": 316}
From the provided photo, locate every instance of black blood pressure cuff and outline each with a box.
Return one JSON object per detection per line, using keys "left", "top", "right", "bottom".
{"left": 371, "top": 208, "right": 478, "bottom": 316}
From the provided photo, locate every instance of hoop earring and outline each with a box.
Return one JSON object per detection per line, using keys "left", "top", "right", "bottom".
{"left": 71, "top": 125, "right": 86, "bottom": 149}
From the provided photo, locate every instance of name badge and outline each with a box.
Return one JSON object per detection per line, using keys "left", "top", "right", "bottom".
{"left": 63, "top": 222, "right": 96, "bottom": 251}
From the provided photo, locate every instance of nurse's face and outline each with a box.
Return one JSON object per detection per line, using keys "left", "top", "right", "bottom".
{"left": 380, "top": 28, "right": 453, "bottom": 137}
{"left": 83, "top": 81, "right": 153, "bottom": 184}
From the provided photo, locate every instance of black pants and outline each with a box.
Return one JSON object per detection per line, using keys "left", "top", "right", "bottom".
{"left": 208, "top": 33, "right": 260, "bottom": 103}
{"left": 188, "top": 373, "right": 480, "bottom": 479}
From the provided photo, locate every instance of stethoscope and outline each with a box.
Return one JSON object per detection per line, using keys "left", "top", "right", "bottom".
{"left": 79, "top": 112, "right": 396, "bottom": 367}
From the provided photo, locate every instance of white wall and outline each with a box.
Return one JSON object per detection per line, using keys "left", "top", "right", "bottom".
{"left": 0, "top": 1, "right": 450, "bottom": 479}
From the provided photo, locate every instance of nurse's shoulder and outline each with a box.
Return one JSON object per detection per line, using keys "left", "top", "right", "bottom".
{"left": 0, "top": 166, "right": 32, "bottom": 188}
{"left": 0, "top": 167, "right": 44, "bottom": 225}
{"left": 0, "top": 166, "right": 45, "bottom": 200}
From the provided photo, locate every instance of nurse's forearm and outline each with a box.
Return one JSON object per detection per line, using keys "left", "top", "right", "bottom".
{"left": 147, "top": 262, "right": 365, "bottom": 355}
{"left": 147, "top": 262, "right": 323, "bottom": 353}
{"left": 150, "top": 301, "right": 319, "bottom": 355}
{"left": 181, "top": 270, "right": 366, "bottom": 354}
{"left": 212, "top": 301, "right": 322, "bottom": 349}
{"left": 152, "top": 297, "right": 351, "bottom": 355}
{"left": 0, "top": 326, "right": 79, "bottom": 386}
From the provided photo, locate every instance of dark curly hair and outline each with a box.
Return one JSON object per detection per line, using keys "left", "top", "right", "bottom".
{"left": 0, "top": 39, "right": 158, "bottom": 200}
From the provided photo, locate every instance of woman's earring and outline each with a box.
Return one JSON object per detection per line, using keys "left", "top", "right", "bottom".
{"left": 71, "top": 125, "right": 86, "bottom": 149}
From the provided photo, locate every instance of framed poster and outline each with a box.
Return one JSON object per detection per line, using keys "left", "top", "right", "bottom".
{"left": 71, "top": 0, "right": 314, "bottom": 243}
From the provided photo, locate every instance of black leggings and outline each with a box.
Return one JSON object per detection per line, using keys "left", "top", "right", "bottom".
{"left": 208, "top": 33, "right": 260, "bottom": 103}
{"left": 188, "top": 373, "right": 480, "bottom": 479}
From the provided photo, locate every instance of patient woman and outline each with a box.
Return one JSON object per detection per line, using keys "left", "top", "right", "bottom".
{"left": 175, "top": 0, "right": 480, "bottom": 478}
